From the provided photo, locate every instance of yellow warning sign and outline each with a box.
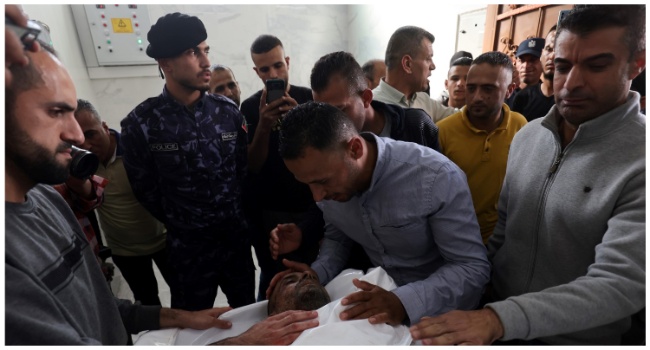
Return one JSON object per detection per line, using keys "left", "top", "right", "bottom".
{"left": 111, "top": 18, "right": 134, "bottom": 33}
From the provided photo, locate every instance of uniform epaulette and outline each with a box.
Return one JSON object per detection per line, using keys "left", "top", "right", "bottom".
{"left": 206, "top": 92, "right": 238, "bottom": 108}
{"left": 132, "top": 96, "right": 164, "bottom": 116}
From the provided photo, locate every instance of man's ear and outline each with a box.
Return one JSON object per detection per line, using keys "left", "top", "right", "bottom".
{"left": 628, "top": 50, "right": 646, "bottom": 80}
{"left": 101, "top": 121, "right": 110, "bottom": 133}
{"left": 158, "top": 59, "right": 171, "bottom": 74}
{"left": 506, "top": 82, "right": 517, "bottom": 99}
{"left": 348, "top": 136, "right": 364, "bottom": 160}
{"left": 402, "top": 55, "right": 413, "bottom": 74}
{"left": 444, "top": 79, "right": 449, "bottom": 90}
{"left": 360, "top": 88, "right": 373, "bottom": 108}
{"left": 285, "top": 56, "right": 290, "bottom": 70}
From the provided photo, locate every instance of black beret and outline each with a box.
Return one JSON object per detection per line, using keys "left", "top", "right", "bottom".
{"left": 146, "top": 12, "right": 207, "bottom": 59}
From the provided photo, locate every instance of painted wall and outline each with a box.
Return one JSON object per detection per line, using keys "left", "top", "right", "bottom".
{"left": 21, "top": 4, "right": 485, "bottom": 128}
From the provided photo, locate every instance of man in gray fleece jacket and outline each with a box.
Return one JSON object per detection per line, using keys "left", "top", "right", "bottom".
{"left": 409, "top": 5, "right": 645, "bottom": 345}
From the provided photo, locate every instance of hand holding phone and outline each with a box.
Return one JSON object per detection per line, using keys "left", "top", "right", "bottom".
{"left": 5, "top": 16, "right": 42, "bottom": 51}
{"left": 265, "top": 78, "right": 286, "bottom": 104}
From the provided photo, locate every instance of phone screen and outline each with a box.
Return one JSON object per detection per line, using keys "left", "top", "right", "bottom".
{"left": 265, "top": 79, "right": 286, "bottom": 104}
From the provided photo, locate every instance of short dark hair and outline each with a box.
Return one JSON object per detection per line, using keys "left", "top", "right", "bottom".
{"left": 6, "top": 45, "right": 58, "bottom": 118}
{"left": 557, "top": 5, "right": 645, "bottom": 60}
{"left": 385, "top": 26, "right": 435, "bottom": 70}
{"left": 250, "top": 34, "right": 283, "bottom": 54}
{"left": 311, "top": 51, "right": 367, "bottom": 95}
{"left": 279, "top": 101, "right": 358, "bottom": 160}
{"left": 210, "top": 64, "right": 237, "bottom": 79}
{"left": 472, "top": 51, "right": 514, "bottom": 74}
{"left": 361, "top": 59, "right": 383, "bottom": 82}
{"left": 548, "top": 24, "right": 557, "bottom": 34}
{"left": 75, "top": 99, "right": 101, "bottom": 122}
{"left": 451, "top": 56, "right": 473, "bottom": 68}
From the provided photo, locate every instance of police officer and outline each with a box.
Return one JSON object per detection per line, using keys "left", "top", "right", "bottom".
{"left": 121, "top": 12, "right": 255, "bottom": 311}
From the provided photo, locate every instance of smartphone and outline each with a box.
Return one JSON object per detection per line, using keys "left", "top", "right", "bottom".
{"left": 5, "top": 16, "right": 42, "bottom": 50}
{"left": 557, "top": 9, "right": 571, "bottom": 28}
{"left": 265, "top": 78, "right": 286, "bottom": 104}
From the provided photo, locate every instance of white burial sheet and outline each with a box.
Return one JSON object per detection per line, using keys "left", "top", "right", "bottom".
{"left": 134, "top": 267, "right": 413, "bottom": 345}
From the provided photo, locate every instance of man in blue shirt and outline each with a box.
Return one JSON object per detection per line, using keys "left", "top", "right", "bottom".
{"left": 121, "top": 12, "right": 254, "bottom": 311}
{"left": 270, "top": 102, "right": 490, "bottom": 325}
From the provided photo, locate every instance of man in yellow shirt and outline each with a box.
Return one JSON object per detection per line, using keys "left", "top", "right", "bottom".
{"left": 438, "top": 51, "right": 527, "bottom": 244}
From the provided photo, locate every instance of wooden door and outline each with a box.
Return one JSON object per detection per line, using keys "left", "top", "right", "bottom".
{"left": 483, "top": 4, "right": 573, "bottom": 61}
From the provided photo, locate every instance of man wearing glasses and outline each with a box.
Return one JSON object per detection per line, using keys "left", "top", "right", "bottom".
{"left": 120, "top": 12, "right": 255, "bottom": 311}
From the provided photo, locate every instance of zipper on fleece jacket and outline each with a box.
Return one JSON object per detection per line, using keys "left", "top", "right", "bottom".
{"left": 522, "top": 143, "right": 570, "bottom": 293}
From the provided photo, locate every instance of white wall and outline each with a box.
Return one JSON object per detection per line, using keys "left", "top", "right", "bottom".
{"left": 21, "top": 4, "right": 485, "bottom": 129}
{"left": 348, "top": 4, "right": 486, "bottom": 99}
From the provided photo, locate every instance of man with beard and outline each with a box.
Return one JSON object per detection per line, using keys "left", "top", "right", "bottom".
{"left": 269, "top": 102, "right": 490, "bottom": 327}
{"left": 121, "top": 13, "right": 255, "bottom": 311}
{"left": 5, "top": 9, "right": 319, "bottom": 346}
{"left": 269, "top": 51, "right": 441, "bottom": 274}
{"left": 410, "top": 5, "right": 645, "bottom": 345}
{"left": 437, "top": 51, "right": 527, "bottom": 244}
{"left": 512, "top": 26, "right": 557, "bottom": 121}
{"left": 240, "top": 34, "right": 318, "bottom": 302}
{"left": 209, "top": 64, "right": 242, "bottom": 107}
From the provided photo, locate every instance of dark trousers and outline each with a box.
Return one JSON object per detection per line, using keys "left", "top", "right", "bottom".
{"left": 167, "top": 229, "right": 255, "bottom": 311}
{"left": 111, "top": 248, "right": 170, "bottom": 306}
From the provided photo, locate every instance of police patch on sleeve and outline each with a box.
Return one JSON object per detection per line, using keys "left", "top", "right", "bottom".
{"left": 221, "top": 132, "right": 238, "bottom": 141}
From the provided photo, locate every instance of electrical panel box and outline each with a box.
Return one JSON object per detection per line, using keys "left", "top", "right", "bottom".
{"left": 71, "top": 4, "right": 155, "bottom": 67}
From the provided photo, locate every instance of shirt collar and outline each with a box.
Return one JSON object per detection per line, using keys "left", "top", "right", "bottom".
{"left": 541, "top": 91, "right": 642, "bottom": 140}
{"left": 376, "top": 79, "right": 414, "bottom": 105}
{"left": 359, "top": 132, "right": 387, "bottom": 201}
{"left": 460, "top": 104, "right": 512, "bottom": 134}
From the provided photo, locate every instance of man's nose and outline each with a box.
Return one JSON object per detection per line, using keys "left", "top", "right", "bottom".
{"left": 62, "top": 114, "right": 84, "bottom": 146}
{"left": 309, "top": 184, "right": 326, "bottom": 202}
{"left": 563, "top": 67, "right": 585, "bottom": 92}
{"left": 199, "top": 54, "right": 210, "bottom": 68}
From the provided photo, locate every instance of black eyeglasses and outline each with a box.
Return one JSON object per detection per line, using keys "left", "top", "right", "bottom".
{"left": 5, "top": 16, "right": 43, "bottom": 51}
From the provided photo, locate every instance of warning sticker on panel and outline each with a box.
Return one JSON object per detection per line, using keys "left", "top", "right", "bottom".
{"left": 111, "top": 18, "right": 133, "bottom": 33}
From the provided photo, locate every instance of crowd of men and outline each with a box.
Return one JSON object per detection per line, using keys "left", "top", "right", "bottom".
{"left": 5, "top": 4, "right": 645, "bottom": 346}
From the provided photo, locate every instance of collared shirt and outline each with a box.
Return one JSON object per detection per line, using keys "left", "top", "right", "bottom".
{"left": 372, "top": 79, "right": 457, "bottom": 123}
{"left": 438, "top": 104, "right": 528, "bottom": 243}
{"left": 120, "top": 86, "right": 248, "bottom": 233}
{"left": 312, "top": 133, "right": 490, "bottom": 323}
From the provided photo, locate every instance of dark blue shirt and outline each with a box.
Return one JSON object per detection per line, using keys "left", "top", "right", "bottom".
{"left": 120, "top": 87, "right": 248, "bottom": 233}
